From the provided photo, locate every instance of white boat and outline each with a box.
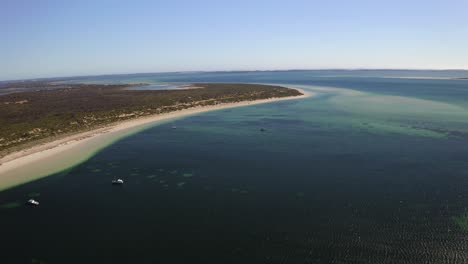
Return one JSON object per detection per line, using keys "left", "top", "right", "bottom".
{"left": 27, "top": 199, "right": 39, "bottom": 206}
{"left": 112, "top": 179, "right": 124, "bottom": 185}
{"left": 172, "top": 126, "right": 177, "bottom": 129}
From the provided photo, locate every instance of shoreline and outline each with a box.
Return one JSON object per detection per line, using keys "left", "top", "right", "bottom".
{"left": 0, "top": 88, "right": 311, "bottom": 191}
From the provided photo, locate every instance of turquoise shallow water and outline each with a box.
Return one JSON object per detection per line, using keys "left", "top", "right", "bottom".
{"left": 1, "top": 71, "right": 468, "bottom": 263}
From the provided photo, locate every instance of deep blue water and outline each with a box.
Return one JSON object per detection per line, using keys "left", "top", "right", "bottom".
{"left": 1, "top": 71, "right": 468, "bottom": 263}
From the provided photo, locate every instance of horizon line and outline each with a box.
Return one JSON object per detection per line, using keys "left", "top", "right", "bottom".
{"left": 2, "top": 68, "right": 468, "bottom": 83}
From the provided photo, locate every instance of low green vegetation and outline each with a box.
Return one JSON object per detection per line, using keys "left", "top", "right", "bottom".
{"left": 0, "top": 83, "right": 301, "bottom": 155}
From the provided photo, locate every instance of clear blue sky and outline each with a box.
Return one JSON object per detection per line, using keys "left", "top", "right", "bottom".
{"left": 2, "top": 0, "right": 468, "bottom": 80}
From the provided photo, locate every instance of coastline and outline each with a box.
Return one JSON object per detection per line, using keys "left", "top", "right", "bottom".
{"left": 0, "top": 88, "right": 311, "bottom": 191}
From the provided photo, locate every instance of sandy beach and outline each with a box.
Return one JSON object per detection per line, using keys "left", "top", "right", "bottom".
{"left": 0, "top": 88, "right": 311, "bottom": 191}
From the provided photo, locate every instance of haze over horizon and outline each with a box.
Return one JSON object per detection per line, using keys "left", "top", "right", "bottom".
{"left": 2, "top": 0, "right": 468, "bottom": 81}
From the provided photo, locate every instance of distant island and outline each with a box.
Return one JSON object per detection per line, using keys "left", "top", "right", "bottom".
{"left": 0, "top": 83, "right": 302, "bottom": 156}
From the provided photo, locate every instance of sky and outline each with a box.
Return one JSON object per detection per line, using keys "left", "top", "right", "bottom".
{"left": 1, "top": 0, "right": 468, "bottom": 80}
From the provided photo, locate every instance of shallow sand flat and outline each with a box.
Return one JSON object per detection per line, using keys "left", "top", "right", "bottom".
{"left": 0, "top": 89, "right": 311, "bottom": 191}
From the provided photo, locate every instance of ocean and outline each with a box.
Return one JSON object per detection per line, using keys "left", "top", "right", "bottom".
{"left": 1, "top": 70, "right": 468, "bottom": 263}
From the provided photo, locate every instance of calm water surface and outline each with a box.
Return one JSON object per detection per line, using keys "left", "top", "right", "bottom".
{"left": 2, "top": 71, "right": 468, "bottom": 263}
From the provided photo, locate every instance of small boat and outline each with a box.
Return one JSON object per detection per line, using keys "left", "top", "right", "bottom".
{"left": 27, "top": 199, "right": 39, "bottom": 206}
{"left": 112, "top": 179, "right": 124, "bottom": 185}
{"left": 260, "top": 128, "right": 266, "bottom": 132}
{"left": 172, "top": 126, "right": 177, "bottom": 129}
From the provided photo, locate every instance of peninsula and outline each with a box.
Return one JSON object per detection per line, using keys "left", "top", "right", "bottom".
{"left": 0, "top": 83, "right": 306, "bottom": 190}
